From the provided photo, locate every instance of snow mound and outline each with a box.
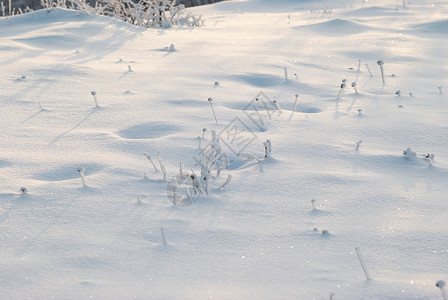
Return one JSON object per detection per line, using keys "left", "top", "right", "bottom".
{"left": 412, "top": 19, "right": 448, "bottom": 35}
{"left": 295, "top": 19, "right": 372, "bottom": 36}
{"left": 341, "top": 6, "right": 403, "bottom": 17}
{"left": 116, "top": 122, "right": 180, "bottom": 140}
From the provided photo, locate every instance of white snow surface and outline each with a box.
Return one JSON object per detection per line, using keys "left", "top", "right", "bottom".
{"left": 1, "top": 0, "right": 448, "bottom": 299}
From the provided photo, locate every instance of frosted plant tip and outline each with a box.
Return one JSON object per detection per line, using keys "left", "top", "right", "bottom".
{"left": 91, "top": 91, "right": 96, "bottom": 96}
{"left": 436, "top": 280, "right": 446, "bottom": 288}
{"left": 352, "top": 82, "right": 358, "bottom": 93}
{"left": 19, "top": 187, "right": 28, "bottom": 194}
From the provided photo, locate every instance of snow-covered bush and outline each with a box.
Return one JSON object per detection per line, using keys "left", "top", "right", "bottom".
{"left": 40, "top": 0, "right": 98, "bottom": 13}
{"left": 39, "top": 0, "right": 203, "bottom": 27}
{"left": 166, "top": 129, "right": 231, "bottom": 207}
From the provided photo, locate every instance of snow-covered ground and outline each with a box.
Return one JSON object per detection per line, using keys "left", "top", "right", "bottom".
{"left": 1, "top": 0, "right": 447, "bottom": 298}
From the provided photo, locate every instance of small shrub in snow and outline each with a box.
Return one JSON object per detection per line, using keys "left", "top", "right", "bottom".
{"left": 355, "top": 140, "right": 362, "bottom": 149}
{"left": 321, "top": 229, "right": 329, "bottom": 235}
{"left": 357, "top": 109, "right": 362, "bottom": 116}
{"left": 395, "top": 90, "right": 401, "bottom": 96}
{"left": 19, "top": 187, "right": 28, "bottom": 194}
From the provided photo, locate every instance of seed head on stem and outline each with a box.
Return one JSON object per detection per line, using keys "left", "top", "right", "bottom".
{"left": 352, "top": 81, "right": 358, "bottom": 94}
{"left": 77, "top": 166, "right": 86, "bottom": 187}
{"left": 91, "top": 91, "right": 99, "bottom": 107}
{"left": 377, "top": 60, "right": 385, "bottom": 85}
{"left": 293, "top": 94, "right": 299, "bottom": 112}
{"left": 436, "top": 280, "right": 447, "bottom": 300}
{"left": 208, "top": 97, "right": 218, "bottom": 124}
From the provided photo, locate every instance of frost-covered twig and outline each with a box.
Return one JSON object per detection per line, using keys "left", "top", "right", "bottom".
{"left": 263, "top": 139, "right": 272, "bottom": 158}
{"left": 219, "top": 175, "right": 232, "bottom": 189}
{"left": 143, "top": 153, "right": 159, "bottom": 172}
{"left": 365, "top": 63, "right": 373, "bottom": 77}
{"left": 158, "top": 151, "right": 167, "bottom": 181}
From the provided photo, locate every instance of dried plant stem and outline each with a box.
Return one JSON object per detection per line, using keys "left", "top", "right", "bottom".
{"left": 355, "top": 247, "right": 371, "bottom": 279}
{"left": 160, "top": 228, "right": 167, "bottom": 245}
